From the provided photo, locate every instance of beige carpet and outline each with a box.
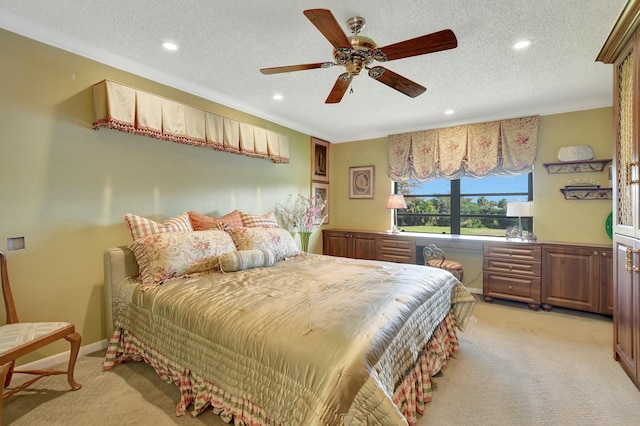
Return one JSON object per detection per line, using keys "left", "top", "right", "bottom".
{"left": 3, "top": 297, "right": 640, "bottom": 425}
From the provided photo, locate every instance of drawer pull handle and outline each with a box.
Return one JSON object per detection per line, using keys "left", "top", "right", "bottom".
{"left": 508, "top": 285, "right": 513, "bottom": 290}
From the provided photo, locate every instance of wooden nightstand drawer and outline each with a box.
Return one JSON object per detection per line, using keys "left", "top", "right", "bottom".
{"left": 377, "top": 236, "right": 415, "bottom": 252}
{"left": 376, "top": 235, "right": 416, "bottom": 264}
{"left": 482, "top": 258, "right": 541, "bottom": 277}
{"left": 483, "top": 272, "right": 541, "bottom": 301}
{"left": 378, "top": 252, "right": 416, "bottom": 264}
{"left": 483, "top": 243, "right": 541, "bottom": 262}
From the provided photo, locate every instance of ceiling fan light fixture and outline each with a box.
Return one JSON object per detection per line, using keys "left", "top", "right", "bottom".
{"left": 261, "top": 9, "right": 457, "bottom": 103}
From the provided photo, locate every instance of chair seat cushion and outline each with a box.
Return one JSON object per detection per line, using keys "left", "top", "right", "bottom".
{"left": 0, "top": 322, "right": 71, "bottom": 354}
{"left": 427, "top": 259, "right": 463, "bottom": 271}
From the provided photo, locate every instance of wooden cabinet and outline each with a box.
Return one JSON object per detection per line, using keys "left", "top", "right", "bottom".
{"left": 613, "top": 236, "right": 640, "bottom": 389}
{"left": 322, "top": 230, "right": 377, "bottom": 260}
{"left": 598, "top": 0, "right": 640, "bottom": 390}
{"left": 541, "top": 244, "right": 613, "bottom": 314}
{"left": 482, "top": 241, "right": 542, "bottom": 310}
{"left": 376, "top": 234, "right": 416, "bottom": 263}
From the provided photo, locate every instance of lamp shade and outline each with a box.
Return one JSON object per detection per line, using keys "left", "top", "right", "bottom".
{"left": 386, "top": 194, "right": 407, "bottom": 209}
{"left": 506, "top": 201, "right": 534, "bottom": 217}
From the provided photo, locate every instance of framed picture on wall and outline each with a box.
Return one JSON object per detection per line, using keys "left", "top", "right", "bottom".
{"left": 312, "top": 182, "right": 329, "bottom": 225}
{"left": 349, "top": 165, "right": 375, "bottom": 199}
{"left": 312, "top": 137, "right": 330, "bottom": 183}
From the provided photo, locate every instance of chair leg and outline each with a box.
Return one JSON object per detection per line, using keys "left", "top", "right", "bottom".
{"left": 3, "top": 361, "right": 14, "bottom": 388}
{"left": 64, "top": 332, "right": 82, "bottom": 391}
{"left": 0, "top": 362, "right": 12, "bottom": 420}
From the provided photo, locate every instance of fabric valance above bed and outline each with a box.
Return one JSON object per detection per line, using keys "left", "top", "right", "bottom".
{"left": 92, "top": 80, "right": 290, "bottom": 163}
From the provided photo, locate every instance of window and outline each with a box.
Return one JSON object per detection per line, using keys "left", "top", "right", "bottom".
{"left": 395, "top": 173, "right": 533, "bottom": 236}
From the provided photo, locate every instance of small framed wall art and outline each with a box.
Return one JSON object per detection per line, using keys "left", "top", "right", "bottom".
{"left": 311, "top": 137, "right": 330, "bottom": 183}
{"left": 349, "top": 165, "right": 375, "bottom": 199}
{"left": 311, "top": 181, "right": 330, "bottom": 224}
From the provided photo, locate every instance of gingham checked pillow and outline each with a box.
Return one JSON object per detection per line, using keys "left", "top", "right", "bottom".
{"left": 124, "top": 212, "right": 193, "bottom": 241}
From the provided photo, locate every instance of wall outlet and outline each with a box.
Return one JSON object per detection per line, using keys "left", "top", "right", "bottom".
{"left": 6, "top": 237, "right": 25, "bottom": 251}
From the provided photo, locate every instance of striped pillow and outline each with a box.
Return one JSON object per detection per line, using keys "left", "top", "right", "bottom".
{"left": 124, "top": 212, "right": 193, "bottom": 241}
{"left": 240, "top": 211, "right": 279, "bottom": 228}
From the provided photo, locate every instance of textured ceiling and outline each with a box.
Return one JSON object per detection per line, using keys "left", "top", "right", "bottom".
{"left": 0, "top": 0, "right": 628, "bottom": 143}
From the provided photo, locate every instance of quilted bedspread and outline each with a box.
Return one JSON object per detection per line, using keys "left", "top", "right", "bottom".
{"left": 106, "top": 253, "right": 475, "bottom": 425}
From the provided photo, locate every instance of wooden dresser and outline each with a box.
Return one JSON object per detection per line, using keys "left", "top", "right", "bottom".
{"left": 322, "top": 229, "right": 612, "bottom": 315}
{"left": 483, "top": 241, "right": 542, "bottom": 310}
{"left": 376, "top": 233, "right": 416, "bottom": 263}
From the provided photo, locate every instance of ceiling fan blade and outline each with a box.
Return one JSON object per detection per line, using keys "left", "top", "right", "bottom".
{"left": 368, "top": 67, "right": 426, "bottom": 98}
{"left": 304, "top": 9, "right": 352, "bottom": 49}
{"left": 325, "top": 73, "right": 352, "bottom": 104}
{"left": 260, "top": 62, "right": 334, "bottom": 75}
{"left": 378, "top": 29, "right": 457, "bottom": 61}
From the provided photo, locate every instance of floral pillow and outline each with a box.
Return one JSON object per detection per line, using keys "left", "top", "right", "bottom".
{"left": 129, "top": 230, "right": 236, "bottom": 290}
{"left": 219, "top": 249, "right": 275, "bottom": 272}
{"left": 240, "top": 211, "right": 279, "bottom": 228}
{"left": 229, "top": 227, "right": 301, "bottom": 261}
{"left": 188, "top": 210, "right": 244, "bottom": 231}
{"left": 124, "top": 212, "right": 193, "bottom": 241}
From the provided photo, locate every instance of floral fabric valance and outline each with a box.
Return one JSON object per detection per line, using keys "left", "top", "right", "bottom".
{"left": 92, "top": 80, "right": 289, "bottom": 163}
{"left": 388, "top": 116, "right": 539, "bottom": 181}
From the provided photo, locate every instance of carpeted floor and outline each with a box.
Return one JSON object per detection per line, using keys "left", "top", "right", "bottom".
{"left": 3, "top": 297, "right": 640, "bottom": 425}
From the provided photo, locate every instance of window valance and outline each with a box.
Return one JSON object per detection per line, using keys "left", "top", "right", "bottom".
{"left": 92, "top": 80, "right": 289, "bottom": 163}
{"left": 388, "top": 115, "right": 538, "bottom": 181}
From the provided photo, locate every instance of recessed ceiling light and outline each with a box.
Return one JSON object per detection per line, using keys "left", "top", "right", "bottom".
{"left": 444, "top": 110, "right": 454, "bottom": 115}
{"left": 273, "top": 94, "right": 283, "bottom": 101}
{"left": 513, "top": 39, "right": 532, "bottom": 50}
{"left": 162, "top": 41, "right": 178, "bottom": 51}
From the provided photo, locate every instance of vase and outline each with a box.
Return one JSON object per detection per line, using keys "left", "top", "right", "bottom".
{"left": 298, "top": 231, "right": 312, "bottom": 252}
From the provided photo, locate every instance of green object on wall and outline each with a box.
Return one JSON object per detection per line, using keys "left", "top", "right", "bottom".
{"left": 606, "top": 212, "right": 613, "bottom": 239}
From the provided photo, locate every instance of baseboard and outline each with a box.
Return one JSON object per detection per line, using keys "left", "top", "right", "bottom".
{"left": 466, "top": 287, "right": 482, "bottom": 295}
{"left": 13, "top": 339, "right": 108, "bottom": 373}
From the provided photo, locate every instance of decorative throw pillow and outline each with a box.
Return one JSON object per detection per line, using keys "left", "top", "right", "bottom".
{"left": 188, "top": 210, "right": 244, "bottom": 231}
{"left": 219, "top": 249, "right": 275, "bottom": 272}
{"left": 240, "top": 211, "right": 279, "bottom": 228}
{"left": 124, "top": 212, "right": 193, "bottom": 241}
{"left": 128, "top": 230, "right": 236, "bottom": 290}
{"left": 229, "top": 227, "right": 301, "bottom": 261}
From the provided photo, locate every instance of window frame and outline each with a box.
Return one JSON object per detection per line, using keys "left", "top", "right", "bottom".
{"left": 394, "top": 173, "right": 533, "bottom": 236}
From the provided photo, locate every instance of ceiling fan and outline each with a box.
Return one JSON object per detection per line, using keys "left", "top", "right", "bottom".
{"left": 260, "top": 9, "right": 458, "bottom": 104}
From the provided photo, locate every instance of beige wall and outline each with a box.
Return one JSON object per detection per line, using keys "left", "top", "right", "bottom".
{"left": 0, "top": 29, "right": 314, "bottom": 362}
{"left": 0, "top": 27, "right": 615, "bottom": 362}
{"left": 330, "top": 108, "right": 614, "bottom": 291}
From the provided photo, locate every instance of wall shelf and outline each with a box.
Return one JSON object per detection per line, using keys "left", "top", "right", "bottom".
{"left": 543, "top": 159, "right": 612, "bottom": 174}
{"left": 559, "top": 187, "right": 612, "bottom": 200}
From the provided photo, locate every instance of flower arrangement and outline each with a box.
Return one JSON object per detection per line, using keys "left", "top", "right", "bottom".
{"left": 278, "top": 192, "right": 327, "bottom": 232}
{"left": 278, "top": 192, "right": 327, "bottom": 251}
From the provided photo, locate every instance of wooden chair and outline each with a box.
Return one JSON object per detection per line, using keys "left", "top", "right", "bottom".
{"left": 0, "top": 250, "right": 81, "bottom": 416}
{"left": 423, "top": 244, "right": 464, "bottom": 281}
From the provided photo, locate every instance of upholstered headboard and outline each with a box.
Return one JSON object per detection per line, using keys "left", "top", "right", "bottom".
{"left": 103, "top": 247, "right": 139, "bottom": 337}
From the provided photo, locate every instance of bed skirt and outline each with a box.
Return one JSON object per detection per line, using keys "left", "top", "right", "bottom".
{"left": 103, "top": 309, "right": 460, "bottom": 425}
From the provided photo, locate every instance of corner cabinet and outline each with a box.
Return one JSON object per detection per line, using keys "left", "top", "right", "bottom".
{"left": 598, "top": 0, "right": 640, "bottom": 391}
{"left": 322, "top": 229, "right": 377, "bottom": 260}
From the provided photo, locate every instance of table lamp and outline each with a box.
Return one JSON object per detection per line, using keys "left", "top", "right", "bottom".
{"left": 386, "top": 194, "right": 407, "bottom": 233}
{"left": 506, "top": 201, "right": 534, "bottom": 239}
